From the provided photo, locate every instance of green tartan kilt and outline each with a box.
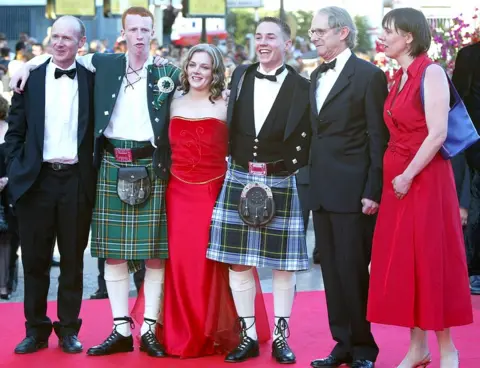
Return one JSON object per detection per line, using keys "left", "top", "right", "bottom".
{"left": 90, "top": 139, "right": 168, "bottom": 262}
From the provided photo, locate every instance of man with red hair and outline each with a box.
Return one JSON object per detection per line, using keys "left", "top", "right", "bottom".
{"left": 11, "top": 7, "right": 180, "bottom": 357}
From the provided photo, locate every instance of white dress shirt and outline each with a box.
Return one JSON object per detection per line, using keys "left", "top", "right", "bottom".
{"left": 316, "top": 48, "right": 352, "bottom": 114}
{"left": 253, "top": 64, "right": 288, "bottom": 136}
{"left": 29, "top": 53, "right": 155, "bottom": 145}
{"left": 43, "top": 60, "right": 78, "bottom": 163}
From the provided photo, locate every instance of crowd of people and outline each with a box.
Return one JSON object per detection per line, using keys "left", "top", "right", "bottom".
{"left": 0, "top": 4, "right": 478, "bottom": 368}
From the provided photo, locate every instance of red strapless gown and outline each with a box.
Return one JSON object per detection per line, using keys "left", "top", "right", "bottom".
{"left": 133, "top": 117, "right": 270, "bottom": 358}
{"left": 367, "top": 55, "right": 473, "bottom": 330}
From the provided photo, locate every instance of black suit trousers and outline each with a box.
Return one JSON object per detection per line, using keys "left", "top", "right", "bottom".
{"left": 16, "top": 165, "right": 92, "bottom": 339}
{"left": 312, "top": 209, "right": 378, "bottom": 361}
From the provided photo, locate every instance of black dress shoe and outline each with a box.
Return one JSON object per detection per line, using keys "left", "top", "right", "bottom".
{"left": 351, "top": 359, "right": 374, "bottom": 368}
{"left": 225, "top": 336, "right": 260, "bottom": 363}
{"left": 90, "top": 289, "right": 108, "bottom": 300}
{"left": 59, "top": 334, "right": 83, "bottom": 353}
{"left": 14, "top": 336, "right": 48, "bottom": 354}
{"left": 0, "top": 293, "right": 10, "bottom": 300}
{"left": 140, "top": 330, "right": 166, "bottom": 357}
{"left": 311, "top": 354, "right": 353, "bottom": 367}
{"left": 87, "top": 330, "right": 133, "bottom": 356}
{"left": 272, "top": 337, "right": 296, "bottom": 364}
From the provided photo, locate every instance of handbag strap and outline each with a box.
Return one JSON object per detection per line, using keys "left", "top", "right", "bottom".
{"left": 420, "top": 64, "right": 460, "bottom": 108}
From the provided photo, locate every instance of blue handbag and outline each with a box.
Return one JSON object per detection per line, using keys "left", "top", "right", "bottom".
{"left": 420, "top": 66, "right": 480, "bottom": 159}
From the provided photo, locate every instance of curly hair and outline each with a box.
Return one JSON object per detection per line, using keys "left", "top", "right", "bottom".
{"left": 0, "top": 95, "right": 9, "bottom": 121}
{"left": 178, "top": 44, "right": 226, "bottom": 103}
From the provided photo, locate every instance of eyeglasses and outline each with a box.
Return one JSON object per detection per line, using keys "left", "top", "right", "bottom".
{"left": 308, "top": 27, "right": 337, "bottom": 38}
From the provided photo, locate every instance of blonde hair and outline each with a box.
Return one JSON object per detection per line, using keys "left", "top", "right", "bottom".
{"left": 179, "top": 44, "right": 226, "bottom": 103}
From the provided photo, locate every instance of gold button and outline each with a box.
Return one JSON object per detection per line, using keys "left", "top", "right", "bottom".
{"left": 253, "top": 152, "right": 257, "bottom": 157}
{"left": 301, "top": 132, "right": 306, "bottom": 138}
{"left": 292, "top": 158, "right": 297, "bottom": 164}
{"left": 296, "top": 146, "right": 301, "bottom": 151}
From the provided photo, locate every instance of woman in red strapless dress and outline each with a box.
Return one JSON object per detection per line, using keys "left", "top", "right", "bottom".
{"left": 367, "top": 9, "right": 473, "bottom": 368}
{"left": 133, "top": 44, "right": 269, "bottom": 358}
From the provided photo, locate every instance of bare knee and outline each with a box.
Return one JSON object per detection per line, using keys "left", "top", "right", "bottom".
{"left": 145, "top": 259, "right": 164, "bottom": 269}
{"left": 230, "top": 265, "right": 253, "bottom": 272}
{"left": 106, "top": 259, "right": 127, "bottom": 265}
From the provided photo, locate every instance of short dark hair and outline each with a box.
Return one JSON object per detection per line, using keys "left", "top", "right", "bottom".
{"left": 382, "top": 7, "right": 432, "bottom": 58}
{"left": 0, "top": 95, "right": 9, "bottom": 121}
{"left": 0, "top": 47, "right": 10, "bottom": 58}
{"left": 257, "top": 17, "right": 291, "bottom": 40}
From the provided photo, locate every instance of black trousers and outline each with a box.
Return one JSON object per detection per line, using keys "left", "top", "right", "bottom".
{"left": 312, "top": 209, "right": 378, "bottom": 362}
{"left": 16, "top": 165, "right": 92, "bottom": 339}
{"left": 466, "top": 170, "right": 480, "bottom": 276}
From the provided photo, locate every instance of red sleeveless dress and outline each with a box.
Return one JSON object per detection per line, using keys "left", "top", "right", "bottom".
{"left": 131, "top": 117, "right": 270, "bottom": 358}
{"left": 367, "top": 55, "right": 473, "bottom": 330}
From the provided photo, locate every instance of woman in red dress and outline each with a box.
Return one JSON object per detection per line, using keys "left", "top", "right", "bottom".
{"left": 133, "top": 44, "right": 269, "bottom": 358}
{"left": 367, "top": 8, "right": 473, "bottom": 368}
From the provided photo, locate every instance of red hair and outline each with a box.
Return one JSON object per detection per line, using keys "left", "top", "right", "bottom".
{"left": 121, "top": 7, "right": 154, "bottom": 29}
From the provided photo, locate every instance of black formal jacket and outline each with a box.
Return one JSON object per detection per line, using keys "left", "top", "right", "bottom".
{"left": 5, "top": 59, "right": 96, "bottom": 205}
{"left": 309, "top": 53, "right": 389, "bottom": 213}
{"left": 451, "top": 152, "right": 471, "bottom": 209}
{"left": 452, "top": 42, "right": 480, "bottom": 170}
{"left": 227, "top": 63, "right": 311, "bottom": 174}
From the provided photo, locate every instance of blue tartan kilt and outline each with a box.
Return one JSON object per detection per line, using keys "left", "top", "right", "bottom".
{"left": 207, "top": 161, "right": 308, "bottom": 271}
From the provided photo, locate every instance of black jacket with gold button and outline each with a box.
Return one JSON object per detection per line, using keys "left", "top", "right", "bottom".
{"left": 227, "top": 63, "right": 311, "bottom": 174}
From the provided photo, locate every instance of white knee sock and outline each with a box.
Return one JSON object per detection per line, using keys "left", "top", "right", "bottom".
{"left": 141, "top": 266, "right": 165, "bottom": 335}
{"left": 229, "top": 268, "right": 257, "bottom": 340}
{"left": 104, "top": 262, "right": 131, "bottom": 337}
{"left": 272, "top": 270, "right": 296, "bottom": 341}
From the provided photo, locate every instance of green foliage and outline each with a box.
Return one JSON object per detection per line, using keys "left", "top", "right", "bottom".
{"left": 353, "top": 15, "right": 372, "bottom": 53}
{"left": 226, "top": 10, "right": 372, "bottom": 53}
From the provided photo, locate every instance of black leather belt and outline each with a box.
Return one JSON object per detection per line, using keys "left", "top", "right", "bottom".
{"left": 104, "top": 140, "right": 154, "bottom": 162}
{"left": 233, "top": 159, "right": 288, "bottom": 175}
{"left": 43, "top": 162, "right": 78, "bottom": 171}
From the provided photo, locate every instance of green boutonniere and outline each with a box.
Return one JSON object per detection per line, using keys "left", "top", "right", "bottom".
{"left": 149, "top": 64, "right": 180, "bottom": 110}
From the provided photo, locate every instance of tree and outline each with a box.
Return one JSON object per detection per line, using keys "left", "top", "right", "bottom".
{"left": 354, "top": 15, "right": 372, "bottom": 53}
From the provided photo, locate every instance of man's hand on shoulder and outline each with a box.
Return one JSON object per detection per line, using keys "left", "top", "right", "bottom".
{"left": 153, "top": 56, "right": 169, "bottom": 67}
{"left": 9, "top": 64, "right": 33, "bottom": 93}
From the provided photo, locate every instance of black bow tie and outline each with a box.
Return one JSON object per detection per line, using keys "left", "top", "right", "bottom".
{"left": 255, "top": 64, "right": 286, "bottom": 82}
{"left": 54, "top": 68, "right": 76, "bottom": 80}
{"left": 318, "top": 59, "right": 336, "bottom": 74}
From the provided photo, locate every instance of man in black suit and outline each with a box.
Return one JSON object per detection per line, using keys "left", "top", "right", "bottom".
{"left": 452, "top": 42, "right": 480, "bottom": 295}
{"left": 5, "top": 16, "right": 96, "bottom": 354}
{"left": 308, "top": 7, "right": 388, "bottom": 368}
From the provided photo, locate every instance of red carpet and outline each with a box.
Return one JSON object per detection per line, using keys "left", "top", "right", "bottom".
{"left": 1, "top": 291, "right": 479, "bottom": 367}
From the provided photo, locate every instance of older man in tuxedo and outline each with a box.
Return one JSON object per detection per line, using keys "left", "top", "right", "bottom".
{"left": 5, "top": 16, "right": 96, "bottom": 354}
{"left": 308, "top": 7, "right": 389, "bottom": 368}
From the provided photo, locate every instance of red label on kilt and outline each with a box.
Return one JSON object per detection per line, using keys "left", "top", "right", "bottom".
{"left": 248, "top": 162, "right": 267, "bottom": 176}
{"left": 114, "top": 148, "right": 133, "bottom": 162}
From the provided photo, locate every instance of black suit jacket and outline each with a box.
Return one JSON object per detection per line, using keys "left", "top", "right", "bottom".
{"left": 309, "top": 53, "right": 389, "bottom": 213}
{"left": 227, "top": 63, "right": 311, "bottom": 173}
{"left": 452, "top": 43, "right": 480, "bottom": 170}
{"left": 5, "top": 59, "right": 96, "bottom": 205}
{"left": 451, "top": 152, "right": 471, "bottom": 209}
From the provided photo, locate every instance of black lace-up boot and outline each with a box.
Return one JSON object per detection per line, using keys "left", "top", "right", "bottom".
{"left": 86, "top": 317, "right": 134, "bottom": 356}
{"left": 225, "top": 316, "right": 260, "bottom": 363}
